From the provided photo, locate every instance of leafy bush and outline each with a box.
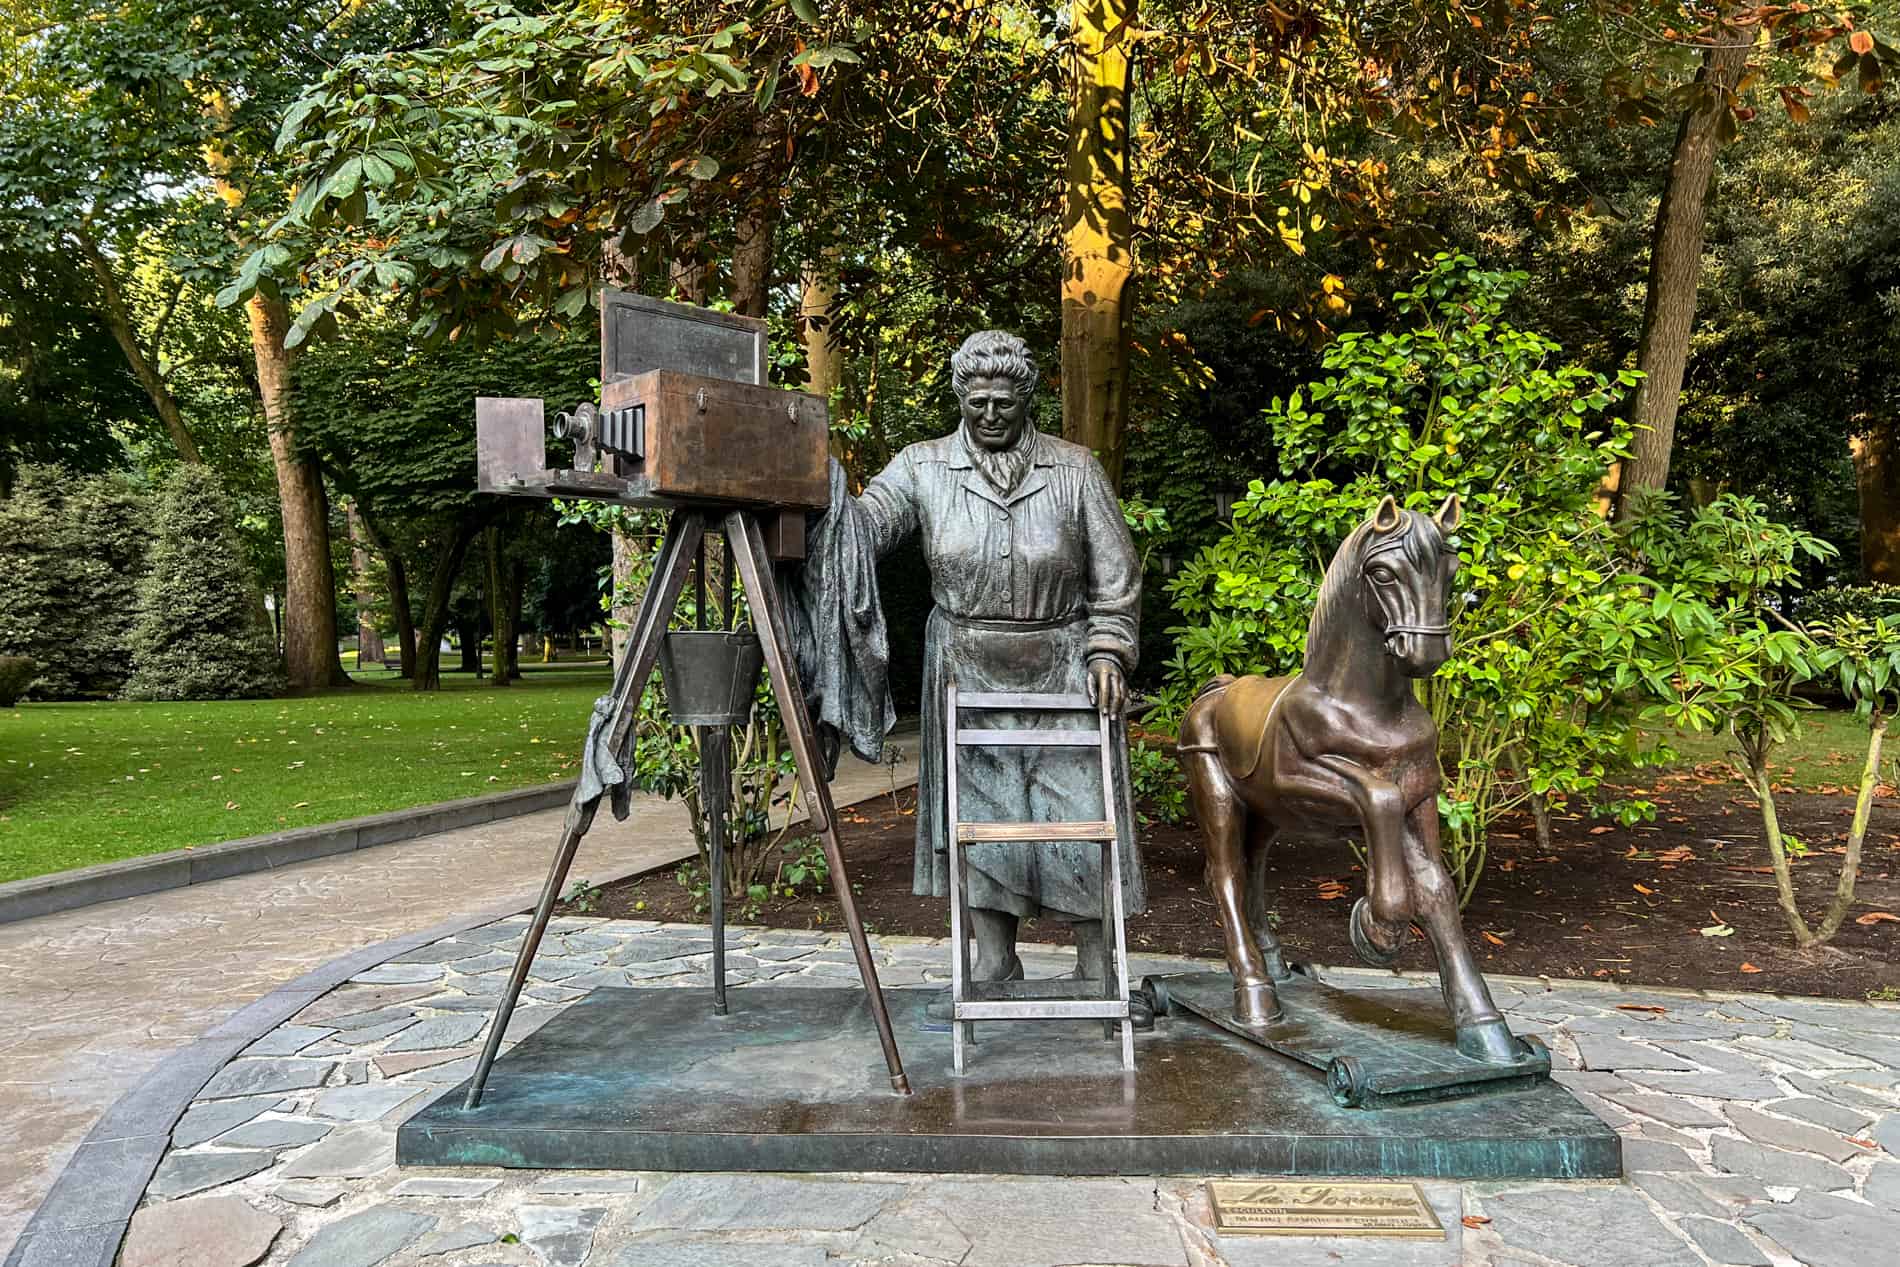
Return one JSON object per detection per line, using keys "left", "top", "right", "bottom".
{"left": 1129, "top": 739, "right": 1189, "bottom": 826}
{"left": 1797, "top": 583, "right": 1900, "bottom": 628}
{"left": 1159, "top": 256, "right": 1668, "bottom": 897}
{"left": 0, "top": 466, "right": 149, "bottom": 698}
{"left": 123, "top": 465, "right": 284, "bottom": 701}
{"left": 0, "top": 655, "right": 37, "bottom": 707}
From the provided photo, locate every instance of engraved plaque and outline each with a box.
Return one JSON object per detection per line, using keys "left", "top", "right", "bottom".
{"left": 602, "top": 289, "right": 764, "bottom": 387}
{"left": 1205, "top": 1180, "right": 1444, "bottom": 1238}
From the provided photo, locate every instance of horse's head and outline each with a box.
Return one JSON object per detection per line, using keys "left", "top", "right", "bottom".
{"left": 1358, "top": 493, "right": 1462, "bottom": 678}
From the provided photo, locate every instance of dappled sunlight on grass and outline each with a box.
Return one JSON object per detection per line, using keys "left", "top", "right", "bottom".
{"left": 0, "top": 662, "right": 614, "bottom": 883}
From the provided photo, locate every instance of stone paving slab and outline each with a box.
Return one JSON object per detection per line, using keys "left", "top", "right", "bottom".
{"left": 40, "top": 914, "right": 1894, "bottom": 1267}
{"left": 0, "top": 737, "right": 919, "bottom": 1251}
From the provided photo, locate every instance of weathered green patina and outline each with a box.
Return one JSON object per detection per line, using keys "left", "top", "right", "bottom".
{"left": 399, "top": 986, "right": 1618, "bottom": 1180}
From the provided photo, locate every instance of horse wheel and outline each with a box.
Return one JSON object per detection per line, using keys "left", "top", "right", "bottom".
{"left": 1327, "top": 1056, "right": 1367, "bottom": 1108}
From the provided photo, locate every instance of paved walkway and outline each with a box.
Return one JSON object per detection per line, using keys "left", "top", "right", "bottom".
{"left": 107, "top": 919, "right": 1900, "bottom": 1266}
{"left": 0, "top": 740, "right": 917, "bottom": 1251}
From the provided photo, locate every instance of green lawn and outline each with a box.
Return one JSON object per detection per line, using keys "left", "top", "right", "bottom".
{"left": 0, "top": 661, "right": 614, "bottom": 884}
{"left": 1637, "top": 706, "right": 1895, "bottom": 792}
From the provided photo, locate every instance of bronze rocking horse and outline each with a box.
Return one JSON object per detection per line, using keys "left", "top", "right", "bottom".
{"left": 1176, "top": 493, "right": 1521, "bottom": 1064}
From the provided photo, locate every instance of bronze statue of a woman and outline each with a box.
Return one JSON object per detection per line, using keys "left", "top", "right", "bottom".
{"left": 855, "top": 331, "right": 1145, "bottom": 994}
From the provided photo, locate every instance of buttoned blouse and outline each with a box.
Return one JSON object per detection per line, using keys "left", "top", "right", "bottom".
{"left": 858, "top": 428, "right": 1140, "bottom": 670}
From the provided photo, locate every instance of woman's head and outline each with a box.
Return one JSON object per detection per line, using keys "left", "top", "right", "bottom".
{"left": 951, "top": 330, "right": 1036, "bottom": 455}
{"left": 951, "top": 330, "right": 1038, "bottom": 402}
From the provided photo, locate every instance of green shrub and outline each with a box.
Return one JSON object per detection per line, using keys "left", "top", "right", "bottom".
{"left": 0, "top": 655, "right": 37, "bottom": 707}
{"left": 1160, "top": 256, "right": 1665, "bottom": 897}
{"left": 1797, "top": 583, "right": 1900, "bottom": 627}
{"left": 0, "top": 465, "right": 149, "bottom": 698}
{"left": 1129, "top": 739, "right": 1189, "bottom": 825}
{"left": 123, "top": 466, "right": 284, "bottom": 701}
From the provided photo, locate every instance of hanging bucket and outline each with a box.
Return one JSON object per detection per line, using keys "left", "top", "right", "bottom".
{"left": 659, "top": 630, "right": 765, "bottom": 726}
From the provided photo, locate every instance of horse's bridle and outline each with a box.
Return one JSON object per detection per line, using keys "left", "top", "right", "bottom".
{"left": 1361, "top": 537, "right": 1453, "bottom": 641}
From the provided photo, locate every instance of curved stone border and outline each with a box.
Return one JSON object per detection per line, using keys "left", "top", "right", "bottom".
{"left": 0, "top": 779, "right": 579, "bottom": 926}
{"left": 0, "top": 892, "right": 539, "bottom": 1267}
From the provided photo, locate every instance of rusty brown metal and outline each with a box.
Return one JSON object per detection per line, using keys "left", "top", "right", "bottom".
{"left": 601, "top": 371, "right": 828, "bottom": 509}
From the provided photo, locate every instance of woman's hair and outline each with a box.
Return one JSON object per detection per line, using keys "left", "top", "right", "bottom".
{"left": 950, "top": 330, "right": 1037, "bottom": 401}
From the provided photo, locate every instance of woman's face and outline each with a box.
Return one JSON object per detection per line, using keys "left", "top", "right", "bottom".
{"left": 959, "top": 375, "right": 1028, "bottom": 451}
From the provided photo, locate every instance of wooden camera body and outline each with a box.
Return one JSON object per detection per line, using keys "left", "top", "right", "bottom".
{"left": 476, "top": 291, "right": 829, "bottom": 554}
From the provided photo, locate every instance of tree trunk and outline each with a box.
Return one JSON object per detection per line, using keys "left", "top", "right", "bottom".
{"left": 610, "top": 528, "right": 639, "bottom": 667}
{"left": 730, "top": 119, "right": 784, "bottom": 318}
{"left": 802, "top": 256, "right": 846, "bottom": 434}
{"left": 1615, "top": 34, "right": 1752, "bottom": 518}
{"left": 1853, "top": 426, "right": 1900, "bottom": 582}
{"left": 347, "top": 502, "right": 385, "bottom": 666}
{"left": 72, "top": 229, "right": 201, "bottom": 464}
{"left": 355, "top": 505, "right": 417, "bottom": 677}
{"left": 486, "top": 526, "right": 516, "bottom": 687}
{"left": 505, "top": 559, "right": 526, "bottom": 680}
{"left": 249, "top": 294, "right": 348, "bottom": 689}
{"left": 457, "top": 618, "right": 483, "bottom": 676}
{"left": 412, "top": 519, "right": 483, "bottom": 691}
{"left": 1059, "top": 0, "right": 1137, "bottom": 492}
{"left": 669, "top": 258, "right": 710, "bottom": 305}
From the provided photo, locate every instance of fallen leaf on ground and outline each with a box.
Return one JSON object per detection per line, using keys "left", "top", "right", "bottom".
{"left": 1634, "top": 883, "right": 1657, "bottom": 896}
{"left": 1855, "top": 911, "right": 1900, "bottom": 925}
{"left": 1701, "top": 923, "right": 1735, "bottom": 937}
{"left": 1316, "top": 880, "right": 1349, "bottom": 901}
{"left": 1656, "top": 846, "right": 1696, "bottom": 863}
{"left": 1462, "top": 1216, "right": 1492, "bottom": 1229}
{"left": 1591, "top": 826, "right": 1614, "bottom": 835}
{"left": 1481, "top": 930, "right": 1506, "bottom": 947}
{"left": 1739, "top": 962, "right": 1763, "bottom": 974}
{"left": 1617, "top": 1004, "right": 1667, "bottom": 1014}
{"left": 1849, "top": 1136, "right": 1878, "bottom": 1149}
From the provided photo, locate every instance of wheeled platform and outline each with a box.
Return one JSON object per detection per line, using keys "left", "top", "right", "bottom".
{"left": 1143, "top": 968, "right": 1553, "bottom": 1109}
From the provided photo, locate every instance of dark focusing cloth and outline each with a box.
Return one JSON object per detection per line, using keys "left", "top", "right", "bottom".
{"left": 783, "top": 459, "right": 898, "bottom": 777}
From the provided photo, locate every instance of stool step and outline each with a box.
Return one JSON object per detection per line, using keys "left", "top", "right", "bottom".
{"left": 957, "top": 820, "right": 1115, "bottom": 843}
{"left": 955, "top": 1000, "right": 1132, "bottom": 1021}
{"left": 954, "top": 691, "right": 1094, "bottom": 710}
{"left": 955, "top": 727, "right": 1100, "bottom": 747}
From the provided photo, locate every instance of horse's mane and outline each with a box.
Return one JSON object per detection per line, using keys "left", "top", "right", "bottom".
{"left": 1305, "top": 519, "right": 1375, "bottom": 662}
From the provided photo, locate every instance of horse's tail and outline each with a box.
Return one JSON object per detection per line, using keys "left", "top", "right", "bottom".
{"left": 1194, "top": 673, "right": 1238, "bottom": 701}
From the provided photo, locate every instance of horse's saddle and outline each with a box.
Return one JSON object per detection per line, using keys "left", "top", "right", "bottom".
{"left": 1209, "top": 672, "right": 1299, "bottom": 782}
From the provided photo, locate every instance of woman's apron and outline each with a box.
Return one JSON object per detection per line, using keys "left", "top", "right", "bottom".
{"left": 910, "top": 608, "right": 1144, "bottom": 919}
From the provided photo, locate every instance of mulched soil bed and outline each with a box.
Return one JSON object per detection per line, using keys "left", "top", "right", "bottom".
{"left": 567, "top": 766, "right": 1900, "bottom": 1001}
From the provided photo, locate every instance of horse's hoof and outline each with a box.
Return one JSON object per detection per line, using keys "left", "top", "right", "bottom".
{"left": 1456, "top": 1018, "right": 1523, "bottom": 1065}
{"left": 1233, "top": 981, "right": 1283, "bottom": 1026}
{"left": 1263, "top": 948, "right": 1296, "bottom": 984}
{"left": 1349, "top": 897, "right": 1404, "bottom": 967}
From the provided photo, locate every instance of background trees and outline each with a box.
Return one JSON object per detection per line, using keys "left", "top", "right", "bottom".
{"left": 124, "top": 465, "right": 284, "bottom": 700}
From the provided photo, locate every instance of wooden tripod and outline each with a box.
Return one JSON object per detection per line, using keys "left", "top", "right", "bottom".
{"left": 463, "top": 507, "right": 911, "bottom": 1109}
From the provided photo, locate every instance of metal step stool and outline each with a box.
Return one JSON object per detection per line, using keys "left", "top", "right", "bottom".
{"left": 944, "top": 680, "right": 1136, "bottom": 1074}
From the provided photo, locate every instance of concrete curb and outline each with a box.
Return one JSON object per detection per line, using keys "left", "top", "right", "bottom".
{"left": 0, "top": 779, "right": 580, "bottom": 926}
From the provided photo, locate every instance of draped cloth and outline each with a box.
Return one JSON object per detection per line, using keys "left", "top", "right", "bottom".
{"left": 782, "top": 459, "right": 898, "bottom": 778}
{"left": 577, "top": 693, "right": 634, "bottom": 822}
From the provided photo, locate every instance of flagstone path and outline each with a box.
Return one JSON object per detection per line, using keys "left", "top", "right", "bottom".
{"left": 0, "top": 740, "right": 918, "bottom": 1254}
{"left": 96, "top": 918, "right": 1900, "bottom": 1267}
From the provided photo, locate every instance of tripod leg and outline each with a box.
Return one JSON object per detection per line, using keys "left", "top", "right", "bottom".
{"left": 700, "top": 725, "right": 731, "bottom": 1015}
{"left": 462, "top": 512, "right": 704, "bottom": 1110}
{"left": 725, "top": 510, "right": 912, "bottom": 1095}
